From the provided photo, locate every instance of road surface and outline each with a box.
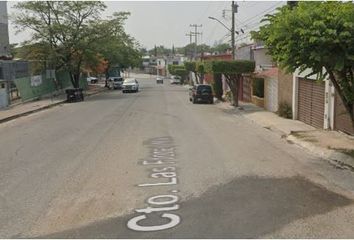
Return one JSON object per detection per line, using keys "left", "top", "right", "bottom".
{"left": 1, "top": 74, "right": 354, "bottom": 238}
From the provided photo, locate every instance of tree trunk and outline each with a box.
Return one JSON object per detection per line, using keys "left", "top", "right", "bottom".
{"left": 326, "top": 68, "right": 354, "bottom": 129}
{"left": 194, "top": 71, "right": 199, "bottom": 84}
{"left": 225, "top": 74, "right": 239, "bottom": 107}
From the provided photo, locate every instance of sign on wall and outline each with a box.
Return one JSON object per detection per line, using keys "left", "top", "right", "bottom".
{"left": 30, "top": 75, "right": 42, "bottom": 87}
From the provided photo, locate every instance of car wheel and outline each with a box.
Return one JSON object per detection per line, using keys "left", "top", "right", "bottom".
{"left": 122, "top": 90, "right": 126, "bottom": 93}
{"left": 210, "top": 99, "right": 214, "bottom": 104}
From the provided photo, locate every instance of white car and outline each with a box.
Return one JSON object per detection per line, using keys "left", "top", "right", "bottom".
{"left": 87, "top": 76, "right": 98, "bottom": 84}
{"left": 170, "top": 75, "right": 181, "bottom": 84}
{"left": 122, "top": 78, "right": 139, "bottom": 93}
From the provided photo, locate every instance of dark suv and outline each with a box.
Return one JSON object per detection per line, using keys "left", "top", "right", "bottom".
{"left": 189, "top": 84, "right": 214, "bottom": 104}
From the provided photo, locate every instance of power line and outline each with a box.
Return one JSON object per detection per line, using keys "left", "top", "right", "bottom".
{"left": 237, "top": 2, "right": 283, "bottom": 27}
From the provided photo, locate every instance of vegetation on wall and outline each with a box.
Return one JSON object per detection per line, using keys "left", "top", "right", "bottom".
{"left": 253, "top": 1, "right": 354, "bottom": 127}
{"left": 206, "top": 60, "right": 255, "bottom": 106}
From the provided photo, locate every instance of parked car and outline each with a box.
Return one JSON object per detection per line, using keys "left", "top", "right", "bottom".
{"left": 122, "top": 78, "right": 139, "bottom": 93}
{"left": 189, "top": 84, "right": 214, "bottom": 104}
{"left": 156, "top": 76, "right": 164, "bottom": 84}
{"left": 87, "top": 76, "right": 98, "bottom": 84}
{"left": 108, "top": 77, "right": 124, "bottom": 89}
{"left": 170, "top": 75, "right": 181, "bottom": 84}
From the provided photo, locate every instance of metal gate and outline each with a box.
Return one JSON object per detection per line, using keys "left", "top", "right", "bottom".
{"left": 297, "top": 78, "right": 325, "bottom": 128}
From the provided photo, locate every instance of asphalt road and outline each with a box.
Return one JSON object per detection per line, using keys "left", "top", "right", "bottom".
{"left": 1, "top": 74, "right": 354, "bottom": 238}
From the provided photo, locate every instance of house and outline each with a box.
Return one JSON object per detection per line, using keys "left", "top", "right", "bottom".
{"left": 292, "top": 68, "right": 354, "bottom": 135}
{"left": 156, "top": 58, "right": 166, "bottom": 76}
{"left": 200, "top": 53, "right": 232, "bottom": 93}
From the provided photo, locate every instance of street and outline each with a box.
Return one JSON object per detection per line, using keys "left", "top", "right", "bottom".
{"left": 1, "top": 74, "right": 354, "bottom": 238}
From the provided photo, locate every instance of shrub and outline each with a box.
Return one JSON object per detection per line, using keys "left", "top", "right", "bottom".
{"left": 252, "top": 78, "right": 264, "bottom": 98}
{"left": 225, "top": 90, "right": 232, "bottom": 103}
{"left": 212, "top": 73, "right": 223, "bottom": 100}
{"left": 278, "top": 102, "right": 292, "bottom": 119}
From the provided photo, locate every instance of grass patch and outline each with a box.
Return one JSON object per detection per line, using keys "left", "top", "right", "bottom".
{"left": 291, "top": 132, "right": 318, "bottom": 143}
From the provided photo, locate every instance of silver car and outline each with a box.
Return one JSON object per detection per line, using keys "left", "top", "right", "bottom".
{"left": 122, "top": 78, "right": 139, "bottom": 93}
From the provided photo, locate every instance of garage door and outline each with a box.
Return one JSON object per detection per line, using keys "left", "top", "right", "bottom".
{"left": 334, "top": 91, "right": 354, "bottom": 135}
{"left": 297, "top": 78, "right": 325, "bottom": 128}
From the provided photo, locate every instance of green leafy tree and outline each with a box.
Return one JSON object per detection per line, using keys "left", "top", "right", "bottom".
{"left": 93, "top": 12, "right": 141, "bottom": 78}
{"left": 212, "top": 73, "right": 223, "bottom": 100}
{"left": 196, "top": 62, "right": 206, "bottom": 84}
{"left": 184, "top": 61, "right": 198, "bottom": 84}
{"left": 13, "top": 1, "right": 107, "bottom": 88}
{"left": 254, "top": 1, "right": 354, "bottom": 127}
{"left": 211, "top": 43, "right": 230, "bottom": 54}
{"left": 206, "top": 60, "right": 255, "bottom": 107}
{"left": 175, "top": 68, "right": 188, "bottom": 84}
{"left": 148, "top": 45, "right": 171, "bottom": 56}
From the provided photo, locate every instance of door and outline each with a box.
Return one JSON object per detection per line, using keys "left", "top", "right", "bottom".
{"left": 297, "top": 78, "right": 325, "bottom": 128}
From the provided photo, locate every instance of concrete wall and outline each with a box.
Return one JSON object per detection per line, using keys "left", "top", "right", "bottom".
{"left": 235, "top": 45, "right": 253, "bottom": 61}
{"left": 253, "top": 48, "right": 273, "bottom": 69}
{"left": 278, "top": 68, "right": 293, "bottom": 107}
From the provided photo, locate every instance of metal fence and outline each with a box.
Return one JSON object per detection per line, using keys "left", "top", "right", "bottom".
{"left": 0, "top": 60, "right": 87, "bottom": 104}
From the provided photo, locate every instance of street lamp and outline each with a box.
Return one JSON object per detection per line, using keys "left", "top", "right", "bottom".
{"left": 208, "top": 15, "right": 236, "bottom": 59}
{"left": 208, "top": 16, "right": 232, "bottom": 32}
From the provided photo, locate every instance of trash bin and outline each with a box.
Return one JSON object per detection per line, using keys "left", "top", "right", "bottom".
{"left": 65, "top": 88, "right": 84, "bottom": 102}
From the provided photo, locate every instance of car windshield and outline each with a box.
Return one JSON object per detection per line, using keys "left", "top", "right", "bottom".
{"left": 197, "top": 85, "right": 212, "bottom": 92}
{"left": 124, "top": 79, "right": 136, "bottom": 84}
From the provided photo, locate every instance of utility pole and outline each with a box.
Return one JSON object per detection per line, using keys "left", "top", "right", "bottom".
{"left": 190, "top": 24, "right": 202, "bottom": 59}
{"left": 231, "top": 1, "right": 238, "bottom": 60}
{"left": 185, "top": 32, "right": 194, "bottom": 44}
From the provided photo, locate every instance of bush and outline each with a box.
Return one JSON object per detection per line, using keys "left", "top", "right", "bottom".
{"left": 212, "top": 73, "right": 223, "bottom": 100}
{"left": 209, "top": 60, "right": 255, "bottom": 74}
{"left": 225, "top": 90, "right": 232, "bottom": 103}
{"left": 252, "top": 78, "right": 264, "bottom": 98}
{"left": 278, "top": 102, "right": 292, "bottom": 119}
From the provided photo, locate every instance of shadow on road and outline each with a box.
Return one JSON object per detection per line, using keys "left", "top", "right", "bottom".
{"left": 34, "top": 176, "right": 352, "bottom": 239}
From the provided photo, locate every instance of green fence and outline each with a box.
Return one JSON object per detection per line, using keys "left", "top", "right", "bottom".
{"left": 14, "top": 71, "right": 88, "bottom": 101}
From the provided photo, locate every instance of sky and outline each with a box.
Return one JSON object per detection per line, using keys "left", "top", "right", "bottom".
{"left": 7, "top": 1, "right": 286, "bottom": 50}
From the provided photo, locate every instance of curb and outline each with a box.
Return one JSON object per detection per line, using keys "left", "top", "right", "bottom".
{"left": 0, "top": 100, "right": 66, "bottom": 124}
{"left": 0, "top": 88, "right": 107, "bottom": 125}
{"left": 287, "top": 134, "right": 354, "bottom": 171}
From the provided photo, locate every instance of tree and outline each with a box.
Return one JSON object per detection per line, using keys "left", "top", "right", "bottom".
{"left": 254, "top": 1, "right": 354, "bottom": 127}
{"left": 13, "top": 1, "right": 107, "bottom": 88}
{"left": 92, "top": 12, "right": 141, "bottom": 78}
{"left": 196, "top": 62, "right": 206, "bottom": 84}
{"left": 148, "top": 45, "right": 171, "bottom": 56}
{"left": 211, "top": 43, "right": 230, "bottom": 54}
{"left": 184, "top": 61, "right": 198, "bottom": 84}
{"left": 174, "top": 68, "right": 188, "bottom": 84}
{"left": 212, "top": 73, "right": 223, "bottom": 100}
{"left": 206, "top": 60, "right": 255, "bottom": 107}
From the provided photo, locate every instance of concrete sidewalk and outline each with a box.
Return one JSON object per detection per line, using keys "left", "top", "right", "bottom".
{"left": 216, "top": 100, "right": 354, "bottom": 168}
{"left": 0, "top": 84, "right": 107, "bottom": 124}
